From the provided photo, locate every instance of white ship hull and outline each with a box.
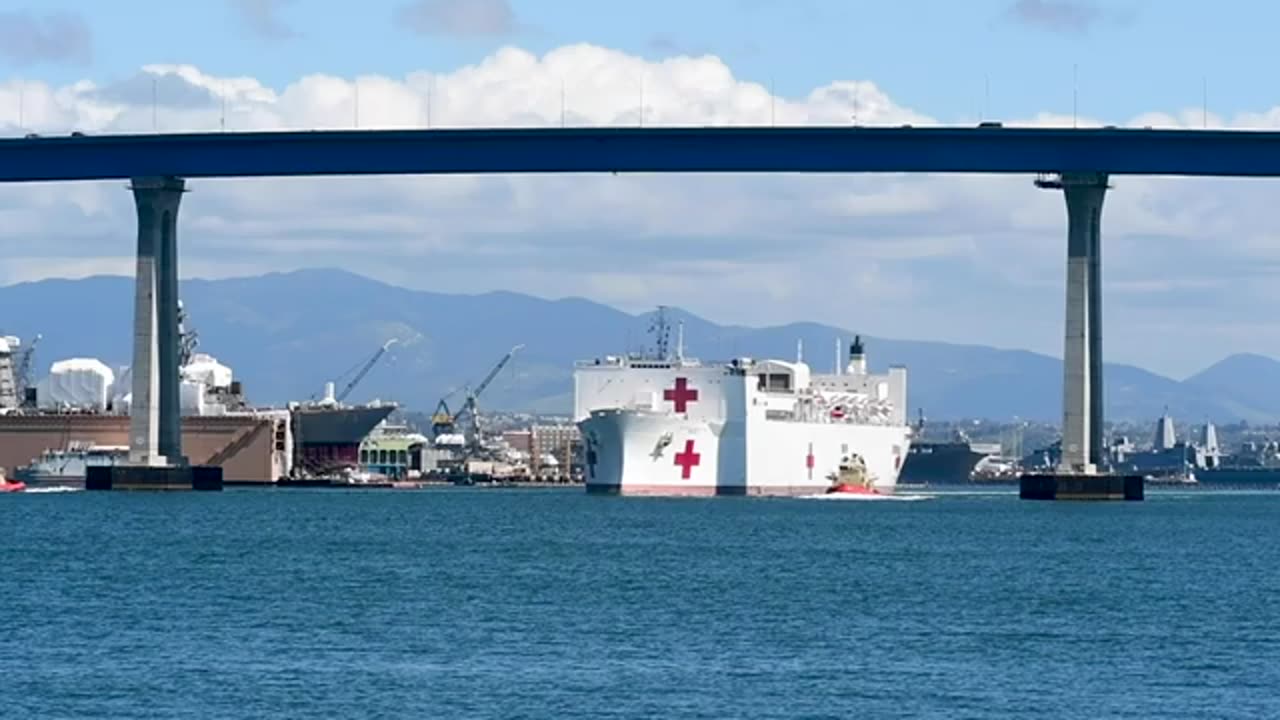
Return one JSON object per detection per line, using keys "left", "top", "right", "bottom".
{"left": 581, "top": 408, "right": 909, "bottom": 496}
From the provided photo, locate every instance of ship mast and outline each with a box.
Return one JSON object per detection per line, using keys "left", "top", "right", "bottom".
{"left": 649, "top": 306, "right": 672, "bottom": 361}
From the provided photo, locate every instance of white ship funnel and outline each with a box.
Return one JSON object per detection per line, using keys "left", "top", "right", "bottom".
{"left": 846, "top": 335, "right": 867, "bottom": 375}
{"left": 322, "top": 381, "right": 337, "bottom": 405}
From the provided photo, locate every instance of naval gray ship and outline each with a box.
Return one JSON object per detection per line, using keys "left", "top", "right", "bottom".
{"left": 1026, "top": 413, "right": 1280, "bottom": 488}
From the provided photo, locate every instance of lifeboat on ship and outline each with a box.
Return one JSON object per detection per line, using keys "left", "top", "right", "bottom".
{"left": 825, "top": 454, "right": 880, "bottom": 495}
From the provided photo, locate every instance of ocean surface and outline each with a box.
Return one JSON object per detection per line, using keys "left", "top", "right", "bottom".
{"left": 3, "top": 487, "right": 1278, "bottom": 719}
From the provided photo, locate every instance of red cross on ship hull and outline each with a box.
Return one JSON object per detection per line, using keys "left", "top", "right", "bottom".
{"left": 663, "top": 377, "right": 699, "bottom": 413}
{"left": 674, "top": 439, "right": 701, "bottom": 479}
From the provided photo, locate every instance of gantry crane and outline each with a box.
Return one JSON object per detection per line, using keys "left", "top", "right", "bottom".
{"left": 336, "top": 338, "right": 399, "bottom": 403}
{"left": 431, "top": 344, "right": 523, "bottom": 451}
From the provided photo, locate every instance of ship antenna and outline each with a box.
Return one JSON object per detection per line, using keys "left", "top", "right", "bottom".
{"left": 834, "top": 337, "right": 842, "bottom": 376}
{"left": 796, "top": 338, "right": 803, "bottom": 363}
{"left": 676, "top": 320, "right": 685, "bottom": 363}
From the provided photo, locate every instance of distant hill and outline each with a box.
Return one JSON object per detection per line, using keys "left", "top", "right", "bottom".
{"left": 2, "top": 268, "right": 1278, "bottom": 423}
{"left": 1184, "top": 353, "right": 1280, "bottom": 422}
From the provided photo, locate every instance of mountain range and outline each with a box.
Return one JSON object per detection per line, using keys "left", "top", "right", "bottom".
{"left": 3, "top": 268, "right": 1279, "bottom": 423}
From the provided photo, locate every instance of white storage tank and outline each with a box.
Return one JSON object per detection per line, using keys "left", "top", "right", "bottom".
{"left": 180, "top": 380, "right": 206, "bottom": 415}
{"left": 182, "top": 353, "right": 233, "bottom": 389}
{"left": 36, "top": 358, "right": 116, "bottom": 411}
{"left": 434, "top": 433, "right": 467, "bottom": 448}
{"left": 111, "top": 366, "right": 132, "bottom": 410}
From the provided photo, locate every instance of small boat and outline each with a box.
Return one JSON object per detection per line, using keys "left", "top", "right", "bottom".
{"left": 825, "top": 454, "right": 881, "bottom": 495}
{"left": 13, "top": 443, "right": 128, "bottom": 489}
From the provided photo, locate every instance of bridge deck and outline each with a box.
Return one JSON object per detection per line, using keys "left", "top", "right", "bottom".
{"left": 4, "top": 126, "right": 1280, "bottom": 182}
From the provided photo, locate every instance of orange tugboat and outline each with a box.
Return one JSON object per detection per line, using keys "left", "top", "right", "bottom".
{"left": 0, "top": 467, "right": 24, "bottom": 493}
{"left": 825, "top": 454, "right": 881, "bottom": 495}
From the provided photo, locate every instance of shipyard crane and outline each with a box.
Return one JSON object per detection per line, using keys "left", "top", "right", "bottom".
{"left": 14, "top": 333, "right": 40, "bottom": 406}
{"left": 336, "top": 338, "right": 399, "bottom": 403}
{"left": 431, "top": 344, "right": 523, "bottom": 446}
{"left": 177, "top": 301, "right": 198, "bottom": 367}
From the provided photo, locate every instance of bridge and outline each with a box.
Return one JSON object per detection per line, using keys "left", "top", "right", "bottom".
{"left": 4, "top": 125, "right": 1277, "bottom": 490}
{"left": 5, "top": 126, "right": 1280, "bottom": 181}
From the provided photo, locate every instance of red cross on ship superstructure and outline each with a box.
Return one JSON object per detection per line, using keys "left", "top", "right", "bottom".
{"left": 663, "top": 377, "right": 699, "bottom": 413}
{"left": 674, "top": 439, "right": 701, "bottom": 479}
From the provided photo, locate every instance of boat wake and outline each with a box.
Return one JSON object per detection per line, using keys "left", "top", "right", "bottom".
{"left": 799, "top": 493, "right": 933, "bottom": 502}
{"left": 21, "top": 486, "right": 82, "bottom": 494}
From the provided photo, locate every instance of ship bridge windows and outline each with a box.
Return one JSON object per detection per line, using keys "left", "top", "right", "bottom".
{"left": 751, "top": 360, "right": 809, "bottom": 394}
{"left": 757, "top": 373, "right": 792, "bottom": 392}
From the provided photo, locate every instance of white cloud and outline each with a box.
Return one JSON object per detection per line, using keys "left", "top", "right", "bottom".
{"left": 2, "top": 43, "right": 1280, "bottom": 377}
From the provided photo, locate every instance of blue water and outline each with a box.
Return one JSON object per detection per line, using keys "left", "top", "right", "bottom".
{"left": 3, "top": 488, "right": 1279, "bottom": 719}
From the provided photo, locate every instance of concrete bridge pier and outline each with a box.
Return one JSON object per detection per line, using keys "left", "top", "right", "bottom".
{"left": 127, "top": 176, "right": 183, "bottom": 467}
{"left": 1058, "top": 171, "right": 1106, "bottom": 473}
{"left": 1021, "top": 172, "right": 1142, "bottom": 500}
{"left": 86, "top": 176, "right": 220, "bottom": 491}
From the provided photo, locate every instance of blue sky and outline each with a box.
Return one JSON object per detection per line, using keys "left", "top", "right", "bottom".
{"left": 2, "top": 0, "right": 1275, "bottom": 123}
{"left": 2, "top": 0, "right": 1280, "bottom": 379}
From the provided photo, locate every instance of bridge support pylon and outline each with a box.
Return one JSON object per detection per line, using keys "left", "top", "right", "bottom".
{"left": 86, "top": 176, "right": 221, "bottom": 491}
{"left": 1020, "top": 172, "right": 1142, "bottom": 501}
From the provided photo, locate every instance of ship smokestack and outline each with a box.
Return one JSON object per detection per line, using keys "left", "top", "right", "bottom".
{"left": 846, "top": 335, "right": 867, "bottom": 375}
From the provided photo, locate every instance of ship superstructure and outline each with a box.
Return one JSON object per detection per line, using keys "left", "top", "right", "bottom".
{"left": 899, "top": 412, "right": 1003, "bottom": 484}
{"left": 1019, "top": 410, "right": 1280, "bottom": 487}
{"left": 1105, "top": 412, "right": 1280, "bottom": 486}
{"left": 574, "top": 311, "right": 911, "bottom": 496}
{"left": 13, "top": 442, "right": 128, "bottom": 488}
